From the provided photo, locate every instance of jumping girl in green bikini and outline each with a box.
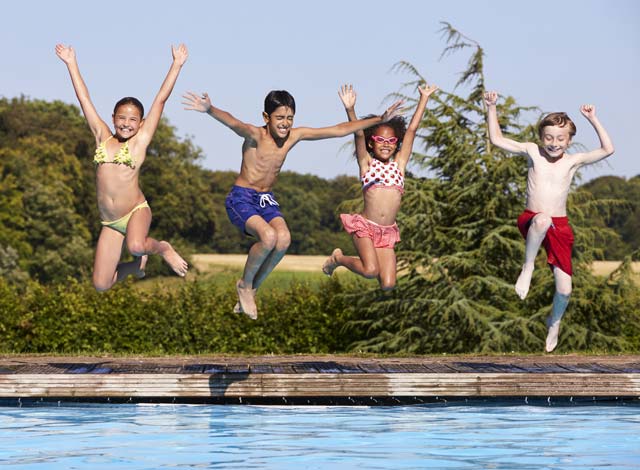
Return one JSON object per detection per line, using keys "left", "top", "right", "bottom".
{"left": 56, "top": 44, "right": 189, "bottom": 291}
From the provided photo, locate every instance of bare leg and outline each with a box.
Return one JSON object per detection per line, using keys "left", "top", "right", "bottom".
{"left": 126, "top": 207, "right": 188, "bottom": 277}
{"left": 516, "top": 213, "right": 552, "bottom": 299}
{"left": 330, "top": 236, "right": 380, "bottom": 280}
{"left": 545, "top": 267, "right": 572, "bottom": 353}
{"left": 234, "top": 216, "right": 290, "bottom": 319}
{"left": 375, "top": 248, "right": 397, "bottom": 291}
{"left": 251, "top": 217, "right": 291, "bottom": 289}
{"left": 93, "top": 227, "right": 126, "bottom": 291}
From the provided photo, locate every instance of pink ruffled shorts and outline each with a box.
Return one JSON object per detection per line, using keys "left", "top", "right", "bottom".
{"left": 340, "top": 213, "right": 400, "bottom": 249}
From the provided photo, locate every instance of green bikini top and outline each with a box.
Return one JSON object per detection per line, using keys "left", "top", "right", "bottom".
{"left": 94, "top": 136, "right": 136, "bottom": 169}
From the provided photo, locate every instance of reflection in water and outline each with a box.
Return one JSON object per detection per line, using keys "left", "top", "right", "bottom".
{"left": 0, "top": 404, "right": 639, "bottom": 469}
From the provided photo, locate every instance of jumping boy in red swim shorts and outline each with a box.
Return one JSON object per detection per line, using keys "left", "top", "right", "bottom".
{"left": 484, "top": 91, "right": 614, "bottom": 352}
{"left": 183, "top": 89, "right": 401, "bottom": 319}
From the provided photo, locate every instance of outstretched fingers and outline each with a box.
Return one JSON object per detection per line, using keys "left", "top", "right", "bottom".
{"left": 171, "top": 43, "right": 189, "bottom": 65}
{"left": 55, "top": 44, "right": 75, "bottom": 63}
{"left": 182, "top": 91, "right": 211, "bottom": 112}
{"left": 338, "top": 84, "right": 356, "bottom": 109}
{"left": 381, "top": 99, "right": 404, "bottom": 121}
{"left": 418, "top": 82, "right": 439, "bottom": 98}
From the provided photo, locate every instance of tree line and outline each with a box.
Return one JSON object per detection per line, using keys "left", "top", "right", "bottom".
{"left": 0, "top": 95, "right": 636, "bottom": 285}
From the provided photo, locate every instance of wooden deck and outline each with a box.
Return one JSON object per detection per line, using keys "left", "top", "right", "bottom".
{"left": 1, "top": 355, "right": 639, "bottom": 405}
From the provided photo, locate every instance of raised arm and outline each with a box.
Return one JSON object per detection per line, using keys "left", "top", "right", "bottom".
{"left": 338, "top": 84, "right": 368, "bottom": 165}
{"left": 395, "top": 83, "right": 438, "bottom": 169}
{"left": 183, "top": 91, "right": 261, "bottom": 141}
{"left": 484, "top": 91, "right": 530, "bottom": 154}
{"left": 295, "top": 99, "right": 403, "bottom": 142}
{"left": 135, "top": 44, "right": 188, "bottom": 147}
{"left": 572, "top": 105, "right": 615, "bottom": 166}
{"left": 55, "top": 44, "right": 110, "bottom": 144}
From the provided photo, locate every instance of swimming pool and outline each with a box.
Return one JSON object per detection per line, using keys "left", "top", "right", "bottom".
{"left": 1, "top": 403, "right": 638, "bottom": 469}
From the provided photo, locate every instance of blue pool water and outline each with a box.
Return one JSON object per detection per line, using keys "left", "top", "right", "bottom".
{"left": 0, "top": 403, "right": 639, "bottom": 469}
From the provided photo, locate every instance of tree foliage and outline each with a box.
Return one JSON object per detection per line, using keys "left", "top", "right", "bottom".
{"left": 579, "top": 175, "right": 640, "bottom": 259}
{"left": 344, "top": 23, "right": 640, "bottom": 354}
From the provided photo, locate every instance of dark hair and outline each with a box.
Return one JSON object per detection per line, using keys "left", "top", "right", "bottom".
{"left": 537, "top": 112, "right": 576, "bottom": 139}
{"left": 113, "top": 97, "right": 144, "bottom": 118}
{"left": 359, "top": 115, "right": 407, "bottom": 156}
{"left": 264, "top": 90, "right": 296, "bottom": 116}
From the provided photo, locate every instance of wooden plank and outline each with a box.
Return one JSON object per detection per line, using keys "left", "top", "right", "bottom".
{"left": 1, "top": 373, "right": 639, "bottom": 398}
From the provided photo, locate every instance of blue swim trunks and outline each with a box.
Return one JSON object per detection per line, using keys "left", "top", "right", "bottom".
{"left": 225, "top": 185, "right": 284, "bottom": 233}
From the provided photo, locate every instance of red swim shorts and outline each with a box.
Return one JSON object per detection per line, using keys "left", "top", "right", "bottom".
{"left": 340, "top": 213, "right": 400, "bottom": 249}
{"left": 517, "top": 210, "right": 574, "bottom": 276}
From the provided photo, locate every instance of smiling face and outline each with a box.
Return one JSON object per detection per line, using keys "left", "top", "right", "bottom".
{"left": 540, "top": 125, "right": 572, "bottom": 159}
{"left": 112, "top": 104, "right": 143, "bottom": 140}
{"left": 263, "top": 105, "right": 294, "bottom": 140}
{"left": 368, "top": 125, "right": 398, "bottom": 161}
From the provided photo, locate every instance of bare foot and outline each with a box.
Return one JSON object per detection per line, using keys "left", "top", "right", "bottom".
{"left": 236, "top": 280, "right": 257, "bottom": 320}
{"left": 545, "top": 316, "right": 561, "bottom": 352}
{"left": 233, "top": 288, "right": 256, "bottom": 314}
{"left": 158, "top": 241, "right": 188, "bottom": 277}
{"left": 135, "top": 255, "right": 148, "bottom": 279}
{"left": 515, "top": 263, "right": 534, "bottom": 300}
{"left": 322, "top": 248, "right": 342, "bottom": 276}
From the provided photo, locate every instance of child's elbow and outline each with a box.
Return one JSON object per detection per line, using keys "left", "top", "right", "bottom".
{"left": 605, "top": 145, "right": 615, "bottom": 156}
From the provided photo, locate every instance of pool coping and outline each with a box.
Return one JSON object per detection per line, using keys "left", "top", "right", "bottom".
{"left": 1, "top": 354, "right": 639, "bottom": 404}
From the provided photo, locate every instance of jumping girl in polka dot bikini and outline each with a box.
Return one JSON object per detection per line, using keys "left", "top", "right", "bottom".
{"left": 322, "top": 83, "right": 438, "bottom": 290}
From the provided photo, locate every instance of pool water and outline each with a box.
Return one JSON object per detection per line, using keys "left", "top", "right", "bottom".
{"left": 1, "top": 403, "right": 639, "bottom": 469}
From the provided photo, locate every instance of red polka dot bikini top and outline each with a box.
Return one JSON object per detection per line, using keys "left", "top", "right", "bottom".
{"left": 361, "top": 159, "right": 405, "bottom": 194}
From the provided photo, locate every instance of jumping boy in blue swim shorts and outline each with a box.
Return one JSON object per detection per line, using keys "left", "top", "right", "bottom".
{"left": 183, "top": 89, "right": 401, "bottom": 319}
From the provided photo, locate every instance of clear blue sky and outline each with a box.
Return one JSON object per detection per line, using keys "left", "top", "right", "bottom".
{"left": 3, "top": 0, "right": 638, "bottom": 183}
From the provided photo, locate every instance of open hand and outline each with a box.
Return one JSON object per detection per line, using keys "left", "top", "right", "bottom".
{"left": 484, "top": 91, "right": 498, "bottom": 107}
{"left": 580, "top": 104, "right": 596, "bottom": 119}
{"left": 182, "top": 91, "right": 211, "bottom": 113}
{"left": 172, "top": 44, "right": 188, "bottom": 66}
{"left": 381, "top": 99, "right": 404, "bottom": 122}
{"left": 55, "top": 44, "right": 76, "bottom": 64}
{"left": 338, "top": 84, "right": 357, "bottom": 110}
{"left": 418, "top": 82, "right": 439, "bottom": 99}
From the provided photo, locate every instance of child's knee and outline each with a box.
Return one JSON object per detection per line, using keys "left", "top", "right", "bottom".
{"left": 127, "top": 239, "right": 146, "bottom": 256}
{"left": 362, "top": 264, "right": 379, "bottom": 279}
{"left": 92, "top": 274, "right": 113, "bottom": 292}
{"left": 555, "top": 286, "right": 572, "bottom": 298}
{"left": 259, "top": 227, "right": 278, "bottom": 250}
{"left": 275, "top": 230, "right": 291, "bottom": 251}
{"left": 532, "top": 213, "right": 552, "bottom": 231}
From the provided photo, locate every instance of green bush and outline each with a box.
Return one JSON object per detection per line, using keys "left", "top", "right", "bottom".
{"left": 0, "top": 276, "right": 361, "bottom": 354}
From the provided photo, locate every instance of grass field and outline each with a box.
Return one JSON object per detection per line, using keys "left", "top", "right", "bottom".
{"left": 138, "top": 255, "right": 640, "bottom": 291}
{"left": 193, "top": 254, "right": 640, "bottom": 277}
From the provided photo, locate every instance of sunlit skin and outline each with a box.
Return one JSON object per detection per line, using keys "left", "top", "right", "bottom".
{"left": 484, "top": 91, "right": 614, "bottom": 352}
{"left": 183, "top": 89, "right": 402, "bottom": 318}
{"left": 323, "top": 83, "right": 438, "bottom": 290}
{"left": 56, "top": 43, "right": 190, "bottom": 290}
{"left": 95, "top": 104, "right": 145, "bottom": 221}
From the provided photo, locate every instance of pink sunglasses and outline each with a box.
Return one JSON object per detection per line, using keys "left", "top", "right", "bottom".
{"left": 370, "top": 135, "right": 398, "bottom": 145}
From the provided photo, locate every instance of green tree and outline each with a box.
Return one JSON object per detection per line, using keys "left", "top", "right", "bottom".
{"left": 580, "top": 175, "right": 640, "bottom": 258}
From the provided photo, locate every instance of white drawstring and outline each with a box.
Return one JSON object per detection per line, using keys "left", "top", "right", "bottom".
{"left": 259, "top": 194, "right": 279, "bottom": 208}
